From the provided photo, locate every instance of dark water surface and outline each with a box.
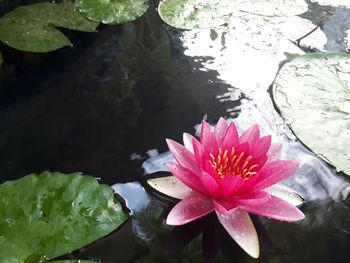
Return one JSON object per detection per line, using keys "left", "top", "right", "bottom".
{"left": 0, "top": 0, "right": 350, "bottom": 262}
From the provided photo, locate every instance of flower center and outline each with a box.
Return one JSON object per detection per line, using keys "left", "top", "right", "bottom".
{"left": 209, "top": 147, "right": 258, "bottom": 179}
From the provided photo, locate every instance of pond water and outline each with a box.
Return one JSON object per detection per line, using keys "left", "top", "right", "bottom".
{"left": 0, "top": 0, "right": 349, "bottom": 262}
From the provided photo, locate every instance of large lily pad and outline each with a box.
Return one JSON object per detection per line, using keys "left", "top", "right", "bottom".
{"left": 75, "top": 0, "right": 149, "bottom": 25}
{"left": 235, "top": 0, "right": 308, "bottom": 17}
{"left": 158, "top": 0, "right": 238, "bottom": 29}
{"left": 273, "top": 52, "right": 350, "bottom": 175}
{"left": 0, "top": 172, "right": 128, "bottom": 262}
{"left": 0, "top": 2, "right": 98, "bottom": 52}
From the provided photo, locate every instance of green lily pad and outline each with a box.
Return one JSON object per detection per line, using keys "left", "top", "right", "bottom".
{"left": 0, "top": 172, "right": 128, "bottom": 262}
{"left": 0, "top": 2, "right": 99, "bottom": 52}
{"left": 75, "top": 0, "right": 149, "bottom": 25}
{"left": 158, "top": 0, "right": 238, "bottom": 30}
{"left": 273, "top": 52, "right": 350, "bottom": 175}
{"left": 235, "top": 0, "right": 308, "bottom": 17}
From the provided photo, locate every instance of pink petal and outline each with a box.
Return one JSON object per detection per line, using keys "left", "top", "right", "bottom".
{"left": 240, "top": 194, "right": 305, "bottom": 222}
{"left": 218, "top": 175, "right": 244, "bottom": 197}
{"left": 252, "top": 160, "right": 299, "bottom": 191}
{"left": 216, "top": 209, "right": 260, "bottom": 258}
{"left": 192, "top": 137, "right": 205, "bottom": 169}
{"left": 213, "top": 199, "right": 238, "bottom": 215}
{"left": 251, "top": 155, "right": 268, "bottom": 172}
{"left": 167, "top": 163, "right": 207, "bottom": 195}
{"left": 200, "top": 121, "right": 218, "bottom": 153}
{"left": 166, "top": 139, "right": 200, "bottom": 175}
{"left": 201, "top": 171, "right": 220, "bottom": 197}
{"left": 268, "top": 143, "right": 282, "bottom": 161}
{"left": 250, "top": 135, "right": 271, "bottom": 159}
{"left": 239, "top": 124, "right": 260, "bottom": 146}
{"left": 183, "top": 133, "right": 196, "bottom": 153}
{"left": 166, "top": 195, "right": 214, "bottom": 225}
{"left": 215, "top": 117, "right": 228, "bottom": 144}
{"left": 220, "top": 122, "right": 239, "bottom": 150}
{"left": 237, "top": 191, "right": 269, "bottom": 206}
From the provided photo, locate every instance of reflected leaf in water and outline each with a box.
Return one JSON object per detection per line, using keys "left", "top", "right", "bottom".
{"left": 75, "top": 0, "right": 149, "bottom": 25}
{"left": 273, "top": 52, "right": 350, "bottom": 175}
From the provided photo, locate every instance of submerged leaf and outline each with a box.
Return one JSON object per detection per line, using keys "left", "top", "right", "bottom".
{"left": 0, "top": 172, "right": 128, "bottom": 262}
{"left": 273, "top": 52, "right": 350, "bottom": 175}
{"left": 75, "top": 0, "right": 148, "bottom": 25}
{"left": 0, "top": 2, "right": 99, "bottom": 52}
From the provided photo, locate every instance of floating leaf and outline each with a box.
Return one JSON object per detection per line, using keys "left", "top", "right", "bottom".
{"left": 75, "top": 0, "right": 149, "bottom": 25}
{"left": 273, "top": 52, "right": 350, "bottom": 175}
{"left": 158, "top": 0, "right": 238, "bottom": 29}
{"left": 0, "top": 172, "right": 128, "bottom": 262}
{"left": 235, "top": 0, "right": 308, "bottom": 17}
{"left": 0, "top": 2, "right": 99, "bottom": 52}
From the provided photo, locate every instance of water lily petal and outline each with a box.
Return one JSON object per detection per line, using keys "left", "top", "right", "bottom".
{"left": 237, "top": 191, "right": 269, "bottom": 206}
{"left": 183, "top": 133, "right": 196, "bottom": 153}
{"left": 200, "top": 121, "right": 218, "bottom": 153}
{"left": 166, "top": 139, "right": 200, "bottom": 175}
{"left": 267, "top": 143, "right": 282, "bottom": 161}
{"left": 218, "top": 175, "right": 244, "bottom": 197}
{"left": 213, "top": 199, "right": 238, "bottom": 215}
{"left": 192, "top": 137, "right": 205, "bottom": 169}
{"left": 216, "top": 209, "right": 260, "bottom": 258}
{"left": 239, "top": 124, "right": 260, "bottom": 146}
{"left": 252, "top": 155, "right": 268, "bottom": 173}
{"left": 220, "top": 122, "right": 239, "bottom": 150}
{"left": 251, "top": 135, "right": 271, "bottom": 159}
{"left": 240, "top": 195, "right": 305, "bottom": 222}
{"left": 215, "top": 117, "right": 228, "bottom": 144}
{"left": 265, "top": 184, "right": 304, "bottom": 207}
{"left": 167, "top": 163, "right": 207, "bottom": 195}
{"left": 166, "top": 195, "right": 213, "bottom": 225}
{"left": 253, "top": 160, "right": 299, "bottom": 191}
{"left": 147, "top": 176, "right": 193, "bottom": 199}
{"left": 201, "top": 171, "right": 220, "bottom": 197}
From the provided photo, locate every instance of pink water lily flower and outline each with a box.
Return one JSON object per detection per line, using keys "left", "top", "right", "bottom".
{"left": 165, "top": 118, "right": 305, "bottom": 258}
